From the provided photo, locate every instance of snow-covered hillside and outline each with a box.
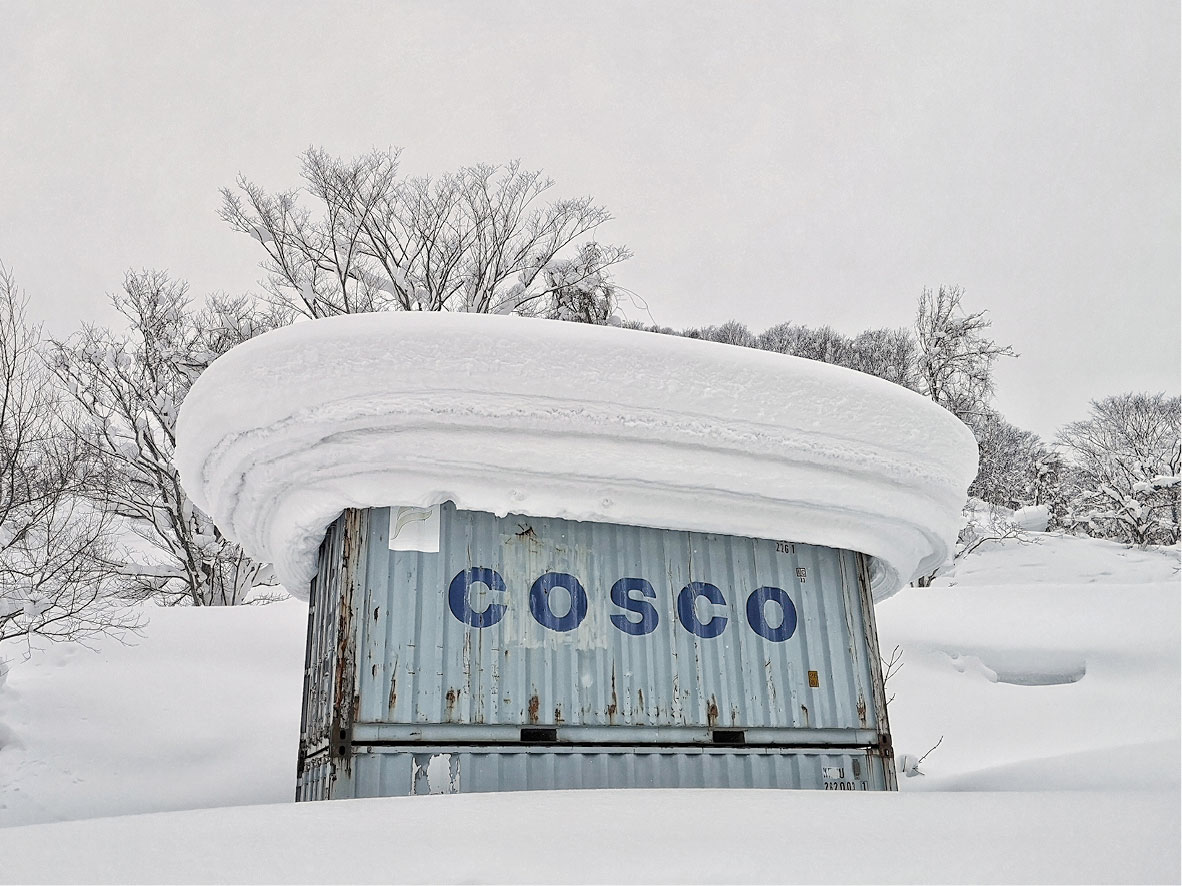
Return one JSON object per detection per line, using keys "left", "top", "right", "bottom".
{"left": 879, "top": 533, "right": 1179, "bottom": 792}
{"left": 0, "top": 529, "right": 1176, "bottom": 883}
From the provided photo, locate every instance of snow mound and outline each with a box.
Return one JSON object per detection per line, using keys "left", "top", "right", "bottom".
{"left": 175, "top": 314, "right": 978, "bottom": 600}
{"left": 1012, "top": 504, "right": 1050, "bottom": 532}
{"left": 1, "top": 790, "right": 1177, "bottom": 884}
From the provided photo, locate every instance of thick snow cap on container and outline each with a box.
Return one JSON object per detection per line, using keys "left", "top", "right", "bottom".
{"left": 175, "top": 313, "right": 978, "bottom": 602}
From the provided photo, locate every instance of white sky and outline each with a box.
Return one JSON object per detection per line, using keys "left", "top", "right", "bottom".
{"left": 2, "top": 0, "right": 1177, "bottom": 439}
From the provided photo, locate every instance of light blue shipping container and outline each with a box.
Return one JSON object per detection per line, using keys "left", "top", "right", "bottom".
{"left": 297, "top": 502, "right": 896, "bottom": 798}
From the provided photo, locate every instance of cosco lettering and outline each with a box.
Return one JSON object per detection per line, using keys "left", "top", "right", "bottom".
{"left": 447, "top": 568, "right": 798, "bottom": 640}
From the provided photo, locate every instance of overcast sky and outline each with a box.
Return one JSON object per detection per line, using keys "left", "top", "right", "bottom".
{"left": 2, "top": 0, "right": 1177, "bottom": 439}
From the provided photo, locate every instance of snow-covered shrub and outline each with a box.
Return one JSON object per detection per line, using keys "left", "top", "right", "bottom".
{"left": 1011, "top": 505, "right": 1050, "bottom": 532}
{"left": 913, "top": 500, "right": 1034, "bottom": 586}
{"left": 954, "top": 500, "right": 1033, "bottom": 558}
{"left": 1058, "top": 393, "right": 1181, "bottom": 547}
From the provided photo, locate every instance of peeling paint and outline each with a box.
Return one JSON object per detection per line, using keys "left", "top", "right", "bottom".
{"left": 445, "top": 688, "right": 458, "bottom": 721}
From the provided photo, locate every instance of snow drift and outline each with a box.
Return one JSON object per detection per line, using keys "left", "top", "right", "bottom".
{"left": 1, "top": 531, "right": 1176, "bottom": 881}
{"left": 175, "top": 313, "right": 978, "bottom": 600}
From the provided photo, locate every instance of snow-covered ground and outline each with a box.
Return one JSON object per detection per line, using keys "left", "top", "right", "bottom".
{"left": 0, "top": 529, "right": 1177, "bottom": 883}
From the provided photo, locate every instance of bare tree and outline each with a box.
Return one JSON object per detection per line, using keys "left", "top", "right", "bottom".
{"left": 221, "top": 147, "right": 632, "bottom": 321}
{"left": 0, "top": 266, "right": 139, "bottom": 649}
{"left": 753, "top": 321, "right": 799, "bottom": 354}
{"left": 757, "top": 323, "right": 853, "bottom": 365}
{"left": 699, "top": 320, "right": 758, "bottom": 347}
{"left": 50, "top": 271, "right": 282, "bottom": 605}
{"left": 914, "top": 285, "right": 1015, "bottom": 424}
{"left": 846, "top": 327, "right": 921, "bottom": 391}
{"left": 965, "top": 410, "right": 1045, "bottom": 509}
{"left": 706, "top": 320, "right": 920, "bottom": 390}
{"left": 1058, "top": 393, "right": 1181, "bottom": 546}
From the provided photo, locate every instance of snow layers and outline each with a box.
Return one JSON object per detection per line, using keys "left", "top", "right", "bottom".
{"left": 175, "top": 313, "right": 978, "bottom": 601}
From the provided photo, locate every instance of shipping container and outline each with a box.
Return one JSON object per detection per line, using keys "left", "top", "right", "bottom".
{"left": 296, "top": 502, "right": 896, "bottom": 798}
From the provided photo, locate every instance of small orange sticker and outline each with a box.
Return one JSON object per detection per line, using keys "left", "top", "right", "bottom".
{"left": 808, "top": 670, "right": 820, "bottom": 688}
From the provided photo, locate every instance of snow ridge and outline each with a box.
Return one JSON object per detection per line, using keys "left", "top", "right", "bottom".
{"left": 175, "top": 313, "right": 978, "bottom": 600}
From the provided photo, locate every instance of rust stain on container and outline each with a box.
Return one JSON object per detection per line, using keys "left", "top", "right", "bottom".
{"left": 607, "top": 665, "right": 618, "bottom": 721}
{"left": 528, "top": 694, "right": 540, "bottom": 724}
{"left": 329, "top": 511, "right": 364, "bottom": 777}
{"left": 707, "top": 696, "right": 719, "bottom": 727}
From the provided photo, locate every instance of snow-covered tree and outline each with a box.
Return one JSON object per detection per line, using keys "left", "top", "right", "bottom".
{"left": 1057, "top": 393, "right": 1181, "bottom": 546}
{"left": 748, "top": 321, "right": 919, "bottom": 390}
{"left": 846, "top": 327, "right": 921, "bottom": 391}
{"left": 537, "top": 242, "right": 622, "bottom": 325}
{"left": 221, "top": 147, "right": 631, "bottom": 321}
{"left": 1024, "top": 446, "right": 1072, "bottom": 530}
{"left": 964, "top": 410, "right": 1044, "bottom": 510}
{"left": 51, "top": 272, "right": 283, "bottom": 605}
{"left": 620, "top": 320, "right": 679, "bottom": 336}
{"left": 914, "top": 285, "right": 1015, "bottom": 424}
{"left": 1, "top": 266, "right": 138, "bottom": 648}
{"left": 756, "top": 323, "right": 852, "bottom": 365}
{"left": 753, "top": 321, "right": 798, "bottom": 354}
{"left": 696, "top": 320, "right": 758, "bottom": 347}
{"left": 631, "top": 319, "right": 922, "bottom": 390}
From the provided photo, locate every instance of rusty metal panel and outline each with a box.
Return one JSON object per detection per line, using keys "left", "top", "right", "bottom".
{"left": 297, "top": 752, "right": 331, "bottom": 801}
{"left": 349, "top": 503, "right": 884, "bottom": 733}
{"left": 331, "top": 745, "right": 893, "bottom": 796}
{"left": 296, "top": 510, "right": 371, "bottom": 795}
{"left": 295, "top": 516, "right": 345, "bottom": 792}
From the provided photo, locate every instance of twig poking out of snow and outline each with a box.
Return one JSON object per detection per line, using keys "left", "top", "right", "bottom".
{"left": 899, "top": 735, "right": 944, "bottom": 777}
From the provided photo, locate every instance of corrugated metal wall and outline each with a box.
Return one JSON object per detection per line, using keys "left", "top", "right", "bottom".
{"left": 297, "top": 503, "right": 895, "bottom": 798}
{"left": 298, "top": 511, "right": 346, "bottom": 763}
{"left": 353, "top": 746, "right": 888, "bottom": 794}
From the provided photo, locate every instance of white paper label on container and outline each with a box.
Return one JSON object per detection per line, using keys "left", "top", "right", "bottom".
{"left": 389, "top": 505, "right": 441, "bottom": 552}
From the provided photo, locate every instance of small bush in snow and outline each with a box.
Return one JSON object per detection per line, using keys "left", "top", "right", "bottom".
{"left": 1058, "top": 393, "right": 1181, "bottom": 547}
